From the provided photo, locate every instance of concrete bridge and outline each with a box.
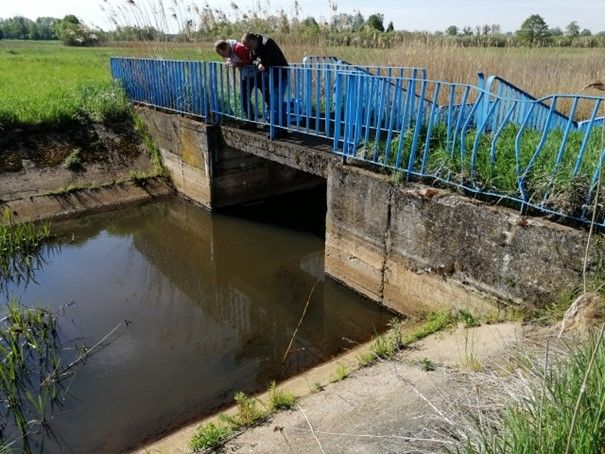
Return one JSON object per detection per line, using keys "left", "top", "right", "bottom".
{"left": 136, "top": 105, "right": 593, "bottom": 316}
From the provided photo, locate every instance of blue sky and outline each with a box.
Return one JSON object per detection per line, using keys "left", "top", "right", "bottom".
{"left": 1, "top": 0, "right": 604, "bottom": 33}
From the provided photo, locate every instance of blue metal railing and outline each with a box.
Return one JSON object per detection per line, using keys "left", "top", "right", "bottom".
{"left": 110, "top": 56, "right": 605, "bottom": 227}
{"left": 110, "top": 57, "right": 210, "bottom": 118}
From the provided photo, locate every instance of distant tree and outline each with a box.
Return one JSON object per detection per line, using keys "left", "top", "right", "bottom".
{"left": 1, "top": 16, "right": 35, "bottom": 39}
{"left": 300, "top": 16, "right": 320, "bottom": 34}
{"left": 474, "top": 25, "right": 482, "bottom": 35}
{"left": 462, "top": 26, "right": 473, "bottom": 36}
{"left": 580, "top": 28, "right": 592, "bottom": 36}
{"left": 386, "top": 21, "right": 394, "bottom": 32}
{"left": 482, "top": 24, "right": 491, "bottom": 35}
{"left": 491, "top": 24, "right": 502, "bottom": 34}
{"left": 445, "top": 25, "right": 458, "bottom": 36}
{"left": 351, "top": 11, "right": 365, "bottom": 31}
{"left": 516, "top": 14, "right": 550, "bottom": 46}
{"left": 565, "top": 21, "right": 580, "bottom": 36}
{"left": 330, "top": 13, "right": 353, "bottom": 32}
{"left": 549, "top": 27, "right": 563, "bottom": 36}
{"left": 596, "top": 31, "right": 605, "bottom": 37}
{"left": 366, "top": 14, "right": 385, "bottom": 32}
{"left": 35, "top": 17, "right": 59, "bottom": 40}
{"left": 55, "top": 15, "right": 100, "bottom": 46}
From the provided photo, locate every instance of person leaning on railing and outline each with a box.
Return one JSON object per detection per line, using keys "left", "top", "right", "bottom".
{"left": 241, "top": 32, "right": 290, "bottom": 138}
{"left": 214, "top": 39, "right": 258, "bottom": 129}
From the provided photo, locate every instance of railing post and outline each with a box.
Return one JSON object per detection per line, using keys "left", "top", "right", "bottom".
{"left": 269, "top": 67, "right": 276, "bottom": 140}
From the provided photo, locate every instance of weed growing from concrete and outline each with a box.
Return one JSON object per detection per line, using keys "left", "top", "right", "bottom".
{"left": 313, "top": 382, "right": 325, "bottom": 392}
{"left": 190, "top": 385, "right": 297, "bottom": 452}
{"left": 128, "top": 169, "right": 164, "bottom": 186}
{"left": 334, "top": 363, "right": 350, "bottom": 381}
{"left": 418, "top": 357, "right": 437, "bottom": 371}
{"left": 403, "top": 311, "right": 455, "bottom": 345}
{"left": 132, "top": 113, "right": 168, "bottom": 176}
{"left": 189, "top": 422, "right": 231, "bottom": 452}
{"left": 268, "top": 382, "right": 297, "bottom": 411}
{"left": 232, "top": 392, "right": 265, "bottom": 427}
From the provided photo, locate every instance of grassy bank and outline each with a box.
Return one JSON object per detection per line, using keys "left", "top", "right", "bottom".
{"left": 0, "top": 40, "right": 217, "bottom": 130}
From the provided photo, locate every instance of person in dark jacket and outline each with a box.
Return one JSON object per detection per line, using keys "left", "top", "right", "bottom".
{"left": 241, "top": 32, "right": 289, "bottom": 137}
{"left": 214, "top": 39, "right": 257, "bottom": 126}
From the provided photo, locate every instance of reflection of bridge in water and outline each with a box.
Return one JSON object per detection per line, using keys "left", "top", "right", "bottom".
{"left": 126, "top": 199, "right": 389, "bottom": 382}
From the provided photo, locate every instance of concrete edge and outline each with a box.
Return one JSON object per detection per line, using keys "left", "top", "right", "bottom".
{"left": 2, "top": 177, "right": 176, "bottom": 224}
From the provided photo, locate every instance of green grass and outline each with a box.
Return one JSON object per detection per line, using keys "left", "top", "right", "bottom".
{"left": 62, "top": 148, "right": 82, "bottom": 170}
{"left": 0, "top": 40, "right": 218, "bottom": 130}
{"left": 0, "top": 299, "right": 62, "bottom": 449}
{"left": 418, "top": 357, "right": 437, "bottom": 371}
{"left": 189, "top": 422, "right": 231, "bottom": 452}
{"left": 190, "top": 384, "right": 296, "bottom": 452}
{"left": 0, "top": 210, "right": 51, "bottom": 283}
{"left": 268, "top": 382, "right": 297, "bottom": 411}
{"left": 465, "top": 333, "right": 605, "bottom": 453}
{"left": 334, "top": 363, "right": 350, "bottom": 381}
{"left": 358, "top": 313, "right": 455, "bottom": 367}
{"left": 365, "top": 121, "right": 604, "bottom": 219}
{"left": 403, "top": 311, "right": 455, "bottom": 345}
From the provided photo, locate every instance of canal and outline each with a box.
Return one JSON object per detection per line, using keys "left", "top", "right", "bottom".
{"left": 6, "top": 193, "right": 392, "bottom": 452}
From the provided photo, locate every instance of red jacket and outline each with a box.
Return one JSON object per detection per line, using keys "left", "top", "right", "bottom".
{"left": 226, "top": 40, "right": 252, "bottom": 67}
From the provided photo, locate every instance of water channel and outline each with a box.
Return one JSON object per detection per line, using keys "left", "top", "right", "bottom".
{"left": 7, "top": 193, "right": 392, "bottom": 452}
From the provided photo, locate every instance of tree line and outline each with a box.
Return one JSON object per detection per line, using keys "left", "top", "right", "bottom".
{"left": 1, "top": 11, "right": 604, "bottom": 48}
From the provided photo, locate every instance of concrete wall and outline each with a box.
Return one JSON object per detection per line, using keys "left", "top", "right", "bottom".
{"left": 136, "top": 107, "right": 324, "bottom": 209}
{"left": 326, "top": 165, "right": 596, "bottom": 315}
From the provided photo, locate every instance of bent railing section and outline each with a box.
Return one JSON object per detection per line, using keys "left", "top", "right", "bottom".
{"left": 110, "top": 57, "right": 605, "bottom": 227}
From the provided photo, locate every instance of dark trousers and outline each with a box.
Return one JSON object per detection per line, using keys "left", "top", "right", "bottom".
{"left": 240, "top": 68, "right": 288, "bottom": 124}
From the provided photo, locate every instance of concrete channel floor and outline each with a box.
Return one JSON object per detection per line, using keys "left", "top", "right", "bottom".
{"left": 215, "top": 322, "right": 523, "bottom": 454}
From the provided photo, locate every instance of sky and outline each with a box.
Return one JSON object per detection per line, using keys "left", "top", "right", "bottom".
{"left": 1, "top": 0, "right": 604, "bottom": 33}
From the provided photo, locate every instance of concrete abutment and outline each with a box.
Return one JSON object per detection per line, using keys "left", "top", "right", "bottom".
{"left": 137, "top": 106, "right": 598, "bottom": 316}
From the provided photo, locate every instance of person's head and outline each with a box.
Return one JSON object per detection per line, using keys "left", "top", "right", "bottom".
{"left": 241, "top": 32, "right": 260, "bottom": 51}
{"left": 214, "top": 40, "right": 231, "bottom": 58}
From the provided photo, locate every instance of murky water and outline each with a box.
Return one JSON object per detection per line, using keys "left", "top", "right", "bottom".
{"left": 6, "top": 196, "right": 391, "bottom": 453}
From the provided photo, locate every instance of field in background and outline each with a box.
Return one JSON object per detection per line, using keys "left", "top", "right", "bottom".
{"left": 0, "top": 39, "right": 604, "bottom": 129}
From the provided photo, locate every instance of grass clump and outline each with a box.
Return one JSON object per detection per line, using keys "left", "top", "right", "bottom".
{"left": 458, "top": 309, "right": 481, "bottom": 328}
{"left": 189, "top": 422, "right": 231, "bottom": 452}
{"left": 334, "top": 363, "right": 350, "bottom": 381}
{"left": 268, "top": 382, "right": 297, "bottom": 411}
{"left": 62, "top": 148, "right": 82, "bottom": 171}
{"left": 128, "top": 169, "right": 164, "bottom": 187}
{"left": 403, "top": 311, "right": 455, "bottom": 345}
{"left": 0, "top": 210, "right": 51, "bottom": 285}
{"left": 0, "top": 299, "right": 61, "bottom": 448}
{"left": 464, "top": 332, "right": 605, "bottom": 453}
{"left": 231, "top": 392, "right": 265, "bottom": 427}
{"left": 418, "top": 357, "right": 436, "bottom": 371}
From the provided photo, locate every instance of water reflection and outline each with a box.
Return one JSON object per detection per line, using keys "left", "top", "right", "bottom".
{"left": 8, "top": 198, "right": 391, "bottom": 453}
